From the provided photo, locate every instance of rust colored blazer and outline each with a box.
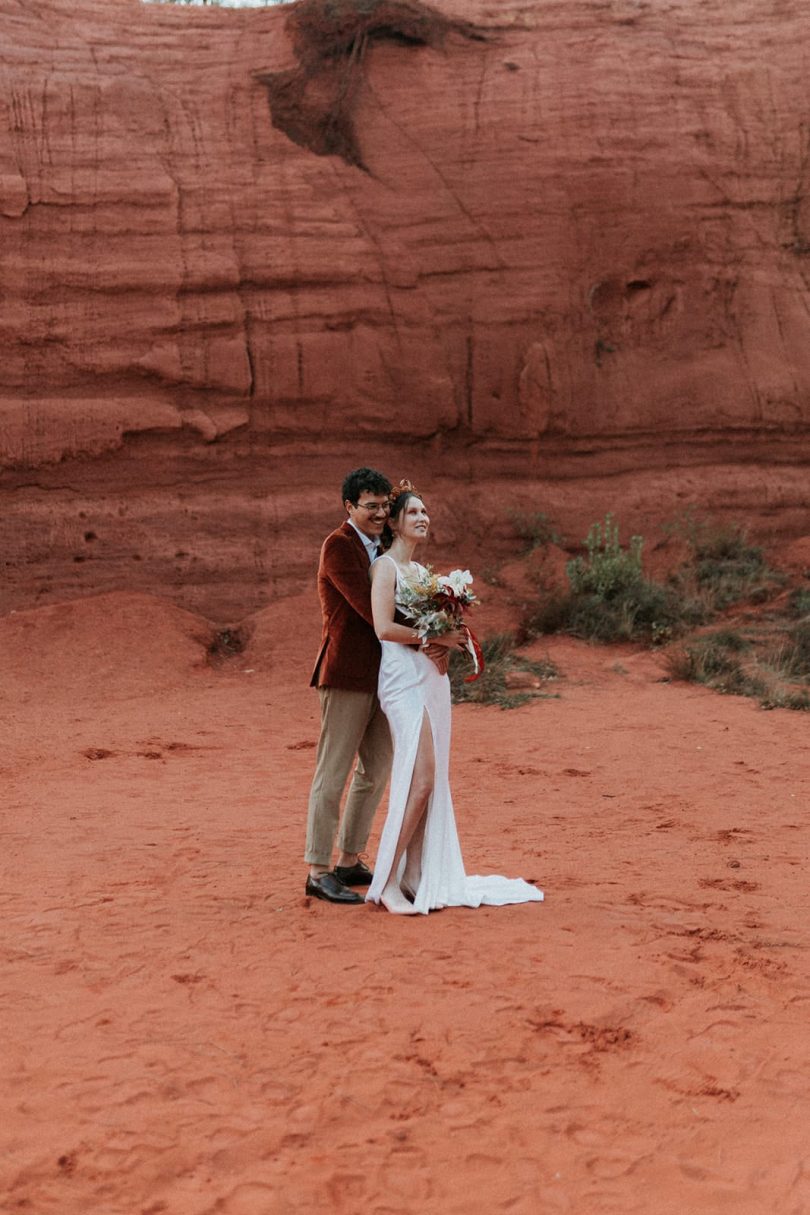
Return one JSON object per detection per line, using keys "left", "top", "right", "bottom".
{"left": 310, "top": 522, "right": 381, "bottom": 694}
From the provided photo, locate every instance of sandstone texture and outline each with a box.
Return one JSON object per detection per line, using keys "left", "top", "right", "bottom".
{"left": 1, "top": 0, "right": 808, "bottom": 615}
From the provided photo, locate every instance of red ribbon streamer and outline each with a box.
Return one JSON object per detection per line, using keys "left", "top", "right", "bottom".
{"left": 463, "top": 627, "right": 485, "bottom": 683}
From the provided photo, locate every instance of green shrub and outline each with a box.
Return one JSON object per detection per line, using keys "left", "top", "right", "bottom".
{"left": 519, "top": 511, "right": 793, "bottom": 651}
{"left": 666, "top": 630, "right": 808, "bottom": 711}
{"left": 693, "top": 551, "right": 775, "bottom": 609}
{"left": 667, "top": 513, "right": 784, "bottom": 611}
{"left": 566, "top": 515, "right": 644, "bottom": 598}
{"left": 770, "top": 619, "right": 810, "bottom": 681}
{"left": 448, "top": 633, "right": 558, "bottom": 709}
{"left": 786, "top": 587, "right": 810, "bottom": 619}
{"left": 519, "top": 587, "right": 571, "bottom": 638}
{"left": 509, "top": 511, "right": 561, "bottom": 553}
{"left": 522, "top": 514, "right": 704, "bottom": 644}
{"left": 691, "top": 521, "right": 759, "bottom": 563}
{"left": 760, "top": 687, "right": 810, "bottom": 711}
{"left": 547, "top": 583, "right": 700, "bottom": 645}
{"left": 666, "top": 633, "right": 741, "bottom": 682}
{"left": 666, "top": 634, "right": 764, "bottom": 694}
{"left": 706, "top": 628, "right": 752, "bottom": 653}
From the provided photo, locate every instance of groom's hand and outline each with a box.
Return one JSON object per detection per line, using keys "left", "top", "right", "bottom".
{"left": 423, "top": 643, "right": 449, "bottom": 675}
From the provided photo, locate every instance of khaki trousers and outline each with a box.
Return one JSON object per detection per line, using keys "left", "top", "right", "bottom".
{"left": 305, "top": 687, "right": 393, "bottom": 866}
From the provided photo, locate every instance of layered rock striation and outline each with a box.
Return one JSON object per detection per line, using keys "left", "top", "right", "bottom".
{"left": 3, "top": 0, "right": 810, "bottom": 457}
{"left": 1, "top": 0, "right": 809, "bottom": 615}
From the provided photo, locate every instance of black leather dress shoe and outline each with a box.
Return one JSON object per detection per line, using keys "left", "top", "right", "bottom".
{"left": 305, "top": 872, "right": 365, "bottom": 904}
{"left": 334, "top": 860, "right": 374, "bottom": 886}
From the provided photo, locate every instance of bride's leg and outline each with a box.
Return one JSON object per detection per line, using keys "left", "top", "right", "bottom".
{"left": 402, "top": 814, "right": 426, "bottom": 897}
{"left": 380, "top": 712, "right": 434, "bottom": 915}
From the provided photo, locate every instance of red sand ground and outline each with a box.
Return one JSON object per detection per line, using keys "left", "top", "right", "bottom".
{"left": 2, "top": 589, "right": 809, "bottom": 1215}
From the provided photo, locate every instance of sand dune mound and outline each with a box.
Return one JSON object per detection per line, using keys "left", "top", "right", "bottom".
{"left": 237, "top": 592, "right": 317, "bottom": 680}
{"left": 0, "top": 592, "right": 215, "bottom": 703}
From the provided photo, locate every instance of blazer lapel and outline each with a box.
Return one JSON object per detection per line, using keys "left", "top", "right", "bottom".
{"left": 340, "top": 520, "right": 373, "bottom": 564}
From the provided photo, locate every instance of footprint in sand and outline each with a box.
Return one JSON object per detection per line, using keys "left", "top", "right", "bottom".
{"left": 715, "top": 827, "right": 754, "bottom": 844}
{"left": 638, "top": 992, "right": 674, "bottom": 1012}
{"left": 658, "top": 1076, "right": 740, "bottom": 1103}
{"left": 699, "top": 878, "right": 760, "bottom": 893}
{"left": 527, "top": 1011, "right": 636, "bottom": 1054}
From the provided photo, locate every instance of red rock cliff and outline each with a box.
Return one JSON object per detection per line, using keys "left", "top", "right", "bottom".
{"left": 1, "top": 0, "right": 808, "bottom": 616}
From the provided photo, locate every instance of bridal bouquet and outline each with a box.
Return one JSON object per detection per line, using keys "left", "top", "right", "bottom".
{"left": 397, "top": 567, "right": 485, "bottom": 681}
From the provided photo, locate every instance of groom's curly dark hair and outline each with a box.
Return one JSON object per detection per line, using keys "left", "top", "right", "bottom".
{"left": 342, "top": 467, "right": 392, "bottom": 505}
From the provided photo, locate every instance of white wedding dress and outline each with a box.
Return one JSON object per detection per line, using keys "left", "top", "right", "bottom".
{"left": 366, "top": 556, "right": 544, "bottom": 914}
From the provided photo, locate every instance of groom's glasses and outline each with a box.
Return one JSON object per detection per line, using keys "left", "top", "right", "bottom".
{"left": 356, "top": 501, "right": 391, "bottom": 515}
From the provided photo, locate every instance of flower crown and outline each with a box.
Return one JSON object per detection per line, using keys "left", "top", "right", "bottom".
{"left": 388, "top": 478, "right": 421, "bottom": 506}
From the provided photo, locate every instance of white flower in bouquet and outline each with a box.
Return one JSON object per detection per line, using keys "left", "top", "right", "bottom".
{"left": 397, "top": 566, "right": 484, "bottom": 680}
{"left": 437, "top": 569, "right": 474, "bottom": 598}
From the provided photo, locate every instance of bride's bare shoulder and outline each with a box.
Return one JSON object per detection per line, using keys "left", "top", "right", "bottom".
{"left": 370, "top": 553, "right": 398, "bottom": 583}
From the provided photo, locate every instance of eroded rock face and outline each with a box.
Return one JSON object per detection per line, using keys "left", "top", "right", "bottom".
{"left": 257, "top": 0, "right": 484, "bottom": 170}
{"left": 1, "top": 0, "right": 808, "bottom": 616}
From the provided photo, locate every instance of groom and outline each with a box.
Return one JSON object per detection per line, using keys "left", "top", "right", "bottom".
{"left": 304, "top": 467, "right": 395, "bottom": 904}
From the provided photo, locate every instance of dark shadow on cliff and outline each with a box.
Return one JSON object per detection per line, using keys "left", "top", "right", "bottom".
{"left": 255, "top": 0, "right": 485, "bottom": 171}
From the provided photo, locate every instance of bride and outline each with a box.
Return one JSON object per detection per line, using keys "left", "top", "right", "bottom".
{"left": 366, "top": 480, "right": 544, "bottom": 915}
